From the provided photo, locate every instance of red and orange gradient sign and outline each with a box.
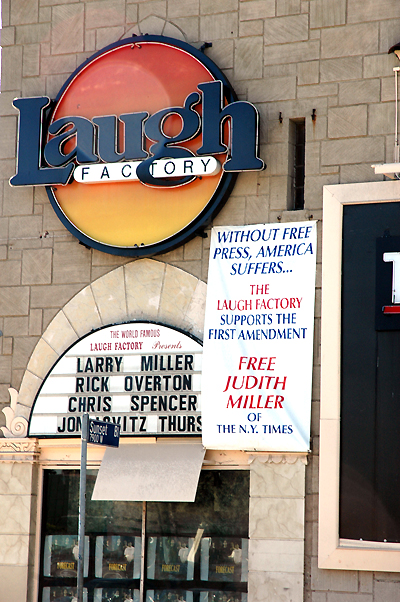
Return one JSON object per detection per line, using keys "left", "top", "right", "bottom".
{"left": 11, "top": 36, "right": 264, "bottom": 256}
{"left": 49, "top": 38, "right": 233, "bottom": 253}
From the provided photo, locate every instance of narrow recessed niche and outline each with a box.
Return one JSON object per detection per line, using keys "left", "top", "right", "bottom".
{"left": 288, "top": 118, "right": 305, "bottom": 210}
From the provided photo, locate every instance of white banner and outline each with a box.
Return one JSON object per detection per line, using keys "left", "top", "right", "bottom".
{"left": 201, "top": 221, "right": 317, "bottom": 451}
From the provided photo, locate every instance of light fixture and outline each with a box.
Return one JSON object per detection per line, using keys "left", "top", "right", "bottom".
{"left": 372, "top": 44, "right": 400, "bottom": 177}
{"left": 388, "top": 43, "right": 400, "bottom": 61}
{"left": 389, "top": 43, "right": 400, "bottom": 166}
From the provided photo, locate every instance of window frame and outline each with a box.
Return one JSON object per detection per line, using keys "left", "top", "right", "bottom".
{"left": 33, "top": 440, "right": 251, "bottom": 602}
{"left": 319, "top": 181, "right": 400, "bottom": 571}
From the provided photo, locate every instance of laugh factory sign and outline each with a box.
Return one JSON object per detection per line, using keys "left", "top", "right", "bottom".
{"left": 11, "top": 36, "right": 264, "bottom": 257}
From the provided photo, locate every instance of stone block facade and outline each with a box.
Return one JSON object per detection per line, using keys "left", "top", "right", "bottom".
{"left": 1, "top": 0, "right": 400, "bottom": 601}
{"left": 0, "top": 440, "right": 39, "bottom": 602}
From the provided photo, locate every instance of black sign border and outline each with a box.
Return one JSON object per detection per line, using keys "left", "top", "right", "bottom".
{"left": 45, "top": 35, "right": 240, "bottom": 257}
{"left": 28, "top": 320, "right": 203, "bottom": 439}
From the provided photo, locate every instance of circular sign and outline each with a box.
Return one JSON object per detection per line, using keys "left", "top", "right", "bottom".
{"left": 46, "top": 36, "right": 237, "bottom": 257}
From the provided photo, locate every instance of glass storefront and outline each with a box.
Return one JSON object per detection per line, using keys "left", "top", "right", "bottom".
{"left": 39, "top": 470, "right": 249, "bottom": 602}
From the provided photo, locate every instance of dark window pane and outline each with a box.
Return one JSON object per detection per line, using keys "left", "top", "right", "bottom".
{"left": 147, "top": 471, "right": 249, "bottom": 537}
{"left": 43, "top": 469, "right": 142, "bottom": 536}
{"left": 340, "top": 202, "right": 400, "bottom": 542}
{"left": 289, "top": 119, "right": 305, "bottom": 211}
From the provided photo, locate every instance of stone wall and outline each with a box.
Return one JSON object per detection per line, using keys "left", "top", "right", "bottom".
{"left": 1, "top": 0, "right": 400, "bottom": 601}
{"left": 0, "top": 440, "right": 39, "bottom": 602}
{"left": 249, "top": 456, "right": 306, "bottom": 602}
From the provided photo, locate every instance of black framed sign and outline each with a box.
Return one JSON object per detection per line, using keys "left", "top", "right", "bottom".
{"left": 340, "top": 201, "right": 400, "bottom": 543}
{"left": 11, "top": 36, "right": 264, "bottom": 257}
{"left": 29, "top": 323, "right": 202, "bottom": 438}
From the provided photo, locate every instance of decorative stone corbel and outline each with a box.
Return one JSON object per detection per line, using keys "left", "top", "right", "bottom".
{"left": 1, "top": 388, "right": 28, "bottom": 438}
{"left": 248, "top": 453, "right": 308, "bottom": 465}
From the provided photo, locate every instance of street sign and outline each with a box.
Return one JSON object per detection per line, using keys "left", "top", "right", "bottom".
{"left": 78, "top": 415, "right": 120, "bottom": 602}
{"left": 88, "top": 419, "right": 120, "bottom": 447}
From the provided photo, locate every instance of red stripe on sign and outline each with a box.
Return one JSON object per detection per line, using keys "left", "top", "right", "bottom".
{"left": 383, "top": 306, "right": 400, "bottom": 314}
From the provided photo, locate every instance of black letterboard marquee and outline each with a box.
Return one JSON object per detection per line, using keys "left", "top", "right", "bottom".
{"left": 28, "top": 323, "right": 202, "bottom": 438}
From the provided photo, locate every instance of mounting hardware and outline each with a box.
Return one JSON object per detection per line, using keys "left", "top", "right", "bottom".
{"left": 200, "top": 42, "right": 212, "bottom": 53}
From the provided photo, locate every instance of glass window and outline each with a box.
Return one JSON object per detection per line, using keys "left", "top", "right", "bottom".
{"left": 40, "top": 470, "right": 249, "bottom": 602}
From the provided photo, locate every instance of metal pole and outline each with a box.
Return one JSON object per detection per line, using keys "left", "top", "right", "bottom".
{"left": 140, "top": 501, "right": 146, "bottom": 602}
{"left": 77, "top": 413, "right": 89, "bottom": 602}
{"left": 394, "top": 67, "right": 400, "bottom": 163}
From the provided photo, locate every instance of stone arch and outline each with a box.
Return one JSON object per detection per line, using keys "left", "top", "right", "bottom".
{"left": 13, "top": 259, "right": 206, "bottom": 427}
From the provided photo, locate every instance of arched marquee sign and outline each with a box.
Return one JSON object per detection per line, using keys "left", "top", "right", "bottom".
{"left": 28, "top": 323, "right": 202, "bottom": 438}
{"left": 11, "top": 36, "right": 264, "bottom": 257}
